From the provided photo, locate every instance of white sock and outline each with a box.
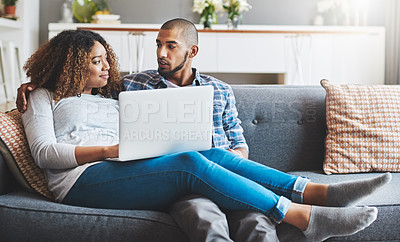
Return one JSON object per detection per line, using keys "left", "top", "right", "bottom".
{"left": 326, "top": 173, "right": 392, "bottom": 207}
{"left": 303, "top": 206, "right": 378, "bottom": 241}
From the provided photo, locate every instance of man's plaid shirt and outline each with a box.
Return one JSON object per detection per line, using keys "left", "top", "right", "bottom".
{"left": 122, "top": 69, "right": 248, "bottom": 151}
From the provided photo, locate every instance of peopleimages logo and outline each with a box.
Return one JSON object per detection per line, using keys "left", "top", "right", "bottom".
{"left": 120, "top": 99, "right": 212, "bottom": 142}
{"left": 122, "top": 129, "right": 211, "bottom": 141}
{"left": 252, "top": 100, "right": 318, "bottom": 124}
{"left": 121, "top": 100, "right": 212, "bottom": 123}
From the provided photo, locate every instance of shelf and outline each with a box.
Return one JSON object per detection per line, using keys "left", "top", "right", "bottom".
{"left": 49, "top": 23, "right": 385, "bottom": 35}
{"left": 0, "top": 17, "right": 22, "bottom": 29}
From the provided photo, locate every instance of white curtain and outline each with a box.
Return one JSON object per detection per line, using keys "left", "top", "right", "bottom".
{"left": 385, "top": 0, "right": 400, "bottom": 84}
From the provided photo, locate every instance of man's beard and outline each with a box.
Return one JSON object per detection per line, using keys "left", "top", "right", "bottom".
{"left": 158, "top": 51, "right": 189, "bottom": 79}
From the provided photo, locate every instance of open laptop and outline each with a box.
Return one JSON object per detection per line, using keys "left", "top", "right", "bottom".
{"left": 116, "top": 85, "right": 214, "bottom": 161}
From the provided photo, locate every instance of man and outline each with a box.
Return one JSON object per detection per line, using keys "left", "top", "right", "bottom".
{"left": 121, "top": 18, "right": 279, "bottom": 242}
{"left": 17, "top": 18, "right": 279, "bottom": 242}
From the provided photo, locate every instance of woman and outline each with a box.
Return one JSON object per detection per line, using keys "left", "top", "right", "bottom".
{"left": 22, "top": 29, "right": 390, "bottom": 241}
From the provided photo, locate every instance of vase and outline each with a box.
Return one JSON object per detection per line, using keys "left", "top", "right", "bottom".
{"left": 203, "top": 15, "right": 213, "bottom": 29}
{"left": 227, "top": 15, "right": 239, "bottom": 30}
{"left": 59, "top": 0, "right": 74, "bottom": 23}
{"left": 4, "top": 5, "right": 16, "bottom": 16}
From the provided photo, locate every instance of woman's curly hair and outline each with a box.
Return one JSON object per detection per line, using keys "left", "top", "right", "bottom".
{"left": 23, "top": 29, "right": 121, "bottom": 101}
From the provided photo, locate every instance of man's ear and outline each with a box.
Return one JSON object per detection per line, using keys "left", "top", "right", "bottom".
{"left": 189, "top": 45, "right": 199, "bottom": 58}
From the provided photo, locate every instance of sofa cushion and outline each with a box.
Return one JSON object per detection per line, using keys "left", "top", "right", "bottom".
{"left": 0, "top": 110, "right": 53, "bottom": 199}
{"left": 232, "top": 85, "right": 327, "bottom": 172}
{"left": 321, "top": 80, "right": 400, "bottom": 174}
{"left": 0, "top": 190, "right": 187, "bottom": 242}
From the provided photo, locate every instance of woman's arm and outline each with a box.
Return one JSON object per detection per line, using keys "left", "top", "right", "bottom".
{"left": 75, "top": 144, "right": 118, "bottom": 165}
{"left": 22, "top": 89, "right": 75, "bottom": 169}
{"left": 22, "top": 89, "right": 118, "bottom": 169}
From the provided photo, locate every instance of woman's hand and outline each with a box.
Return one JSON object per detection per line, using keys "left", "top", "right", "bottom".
{"left": 75, "top": 144, "right": 119, "bottom": 165}
{"left": 106, "top": 144, "right": 119, "bottom": 158}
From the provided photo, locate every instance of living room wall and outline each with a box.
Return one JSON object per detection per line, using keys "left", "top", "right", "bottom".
{"left": 39, "top": 0, "right": 387, "bottom": 45}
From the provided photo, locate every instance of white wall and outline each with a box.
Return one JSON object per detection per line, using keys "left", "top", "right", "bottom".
{"left": 0, "top": 0, "right": 39, "bottom": 102}
{"left": 39, "top": 0, "right": 388, "bottom": 45}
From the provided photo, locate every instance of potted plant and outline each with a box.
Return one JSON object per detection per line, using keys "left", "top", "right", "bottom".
{"left": 223, "top": 0, "right": 251, "bottom": 30}
{"left": 2, "top": 0, "right": 18, "bottom": 16}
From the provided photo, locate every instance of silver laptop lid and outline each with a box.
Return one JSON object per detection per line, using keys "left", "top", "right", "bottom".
{"left": 118, "top": 85, "right": 214, "bottom": 161}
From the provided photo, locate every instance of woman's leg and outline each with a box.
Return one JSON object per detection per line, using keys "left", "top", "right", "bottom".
{"left": 63, "top": 151, "right": 291, "bottom": 223}
{"left": 298, "top": 173, "right": 392, "bottom": 207}
{"left": 199, "top": 148, "right": 309, "bottom": 203}
{"left": 200, "top": 148, "right": 392, "bottom": 207}
{"left": 283, "top": 203, "right": 377, "bottom": 241}
{"left": 63, "top": 150, "right": 379, "bottom": 241}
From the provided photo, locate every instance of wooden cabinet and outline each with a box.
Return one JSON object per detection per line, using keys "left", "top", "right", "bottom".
{"left": 283, "top": 31, "right": 385, "bottom": 85}
{"left": 192, "top": 33, "right": 287, "bottom": 74}
{"left": 192, "top": 32, "right": 218, "bottom": 73}
{"left": 331, "top": 33, "right": 385, "bottom": 85}
{"left": 48, "top": 23, "right": 385, "bottom": 85}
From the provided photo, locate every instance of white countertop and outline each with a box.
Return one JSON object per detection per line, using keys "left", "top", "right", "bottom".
{"left": 49, "top": 23, "right": 385, "bottom": 34}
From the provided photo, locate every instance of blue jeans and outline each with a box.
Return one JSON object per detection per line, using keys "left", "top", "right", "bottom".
{"left": 62, "top": 148, "right": 309, "bottom": 223}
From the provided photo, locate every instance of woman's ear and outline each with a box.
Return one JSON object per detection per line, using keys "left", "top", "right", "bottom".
{"left": 189, "top": 45, "right": 199, "bottom": 58}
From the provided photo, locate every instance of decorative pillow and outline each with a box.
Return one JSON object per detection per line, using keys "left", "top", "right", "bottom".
{"left": 0, "top": 109, "right": 54, "bottom": 199}
{"left": 321, "top": 79, "right": 400, "bottom": 174}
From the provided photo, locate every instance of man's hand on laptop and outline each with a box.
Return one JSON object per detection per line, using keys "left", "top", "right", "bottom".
{"left": 16, "top": 82, "right": 37, "bottom": 113}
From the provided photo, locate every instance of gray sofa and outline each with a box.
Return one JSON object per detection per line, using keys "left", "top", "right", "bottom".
{"left": 0, "top": 85, "right": 399, "bottom": 241}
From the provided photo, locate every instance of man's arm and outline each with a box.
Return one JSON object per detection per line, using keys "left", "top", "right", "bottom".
{"left": 16, "top": 82, "right": 37, "bottom": 113}
{"left": 223, "top": 85, "right": 249, "bottom": 157}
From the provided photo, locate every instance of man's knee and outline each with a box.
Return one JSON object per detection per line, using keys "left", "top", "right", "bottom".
{"left": 227, "top": 211, "right": 279, "bottom": 242}
{"left": 170, "top": 195, "right": 227, "bottom": 225}
{"left": 169, "top": 195, "right": 232, "bottom": 242}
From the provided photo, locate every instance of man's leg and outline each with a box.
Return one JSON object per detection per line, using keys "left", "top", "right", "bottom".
{"left": 169, "top": 196, "right": 280, "bottom": 242}
{"left": 169, "top": 195, "right": 233, "bottom": 242}
{"left": 227, "top": 211, "right": 279, "bottom": 242}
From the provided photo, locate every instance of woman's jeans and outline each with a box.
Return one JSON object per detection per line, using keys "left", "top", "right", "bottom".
{"left": 63, "top": 148, "right": 309, "bottom": 223}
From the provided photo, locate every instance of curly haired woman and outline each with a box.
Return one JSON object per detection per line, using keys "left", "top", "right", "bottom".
{"left": 21, "top": 29, "right": 391, "bottom": 241}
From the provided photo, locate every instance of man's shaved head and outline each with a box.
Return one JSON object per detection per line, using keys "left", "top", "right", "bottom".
{"left": 160, "top": 18, "right": 198, "bottom": 47}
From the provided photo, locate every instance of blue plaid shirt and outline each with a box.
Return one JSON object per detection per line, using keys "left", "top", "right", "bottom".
{"left": 122, "top": 69, "right": 248, "bottom": 151}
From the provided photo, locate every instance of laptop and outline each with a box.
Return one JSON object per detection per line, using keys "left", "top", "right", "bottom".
{"left": 116, "top": 85, "right": 214, "bottom": 161}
